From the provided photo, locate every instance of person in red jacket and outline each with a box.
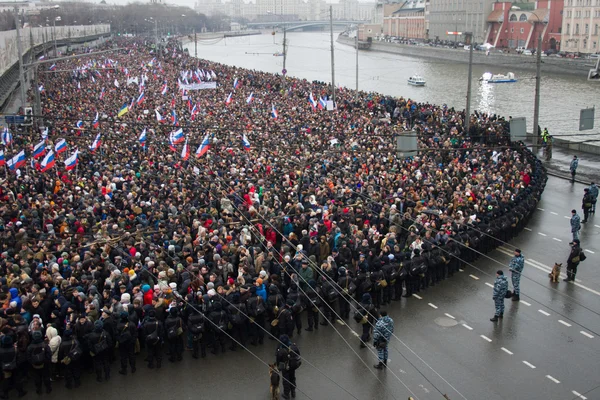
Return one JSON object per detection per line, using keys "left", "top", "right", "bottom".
{"left": 142, "top": 285, "right": 153, "bottom": 306}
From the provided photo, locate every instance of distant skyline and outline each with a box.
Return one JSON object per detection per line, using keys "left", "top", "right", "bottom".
{"left": 57, "top": 0, "right": 376, "bottom": 9}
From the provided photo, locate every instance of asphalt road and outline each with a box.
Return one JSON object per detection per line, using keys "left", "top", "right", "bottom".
{"left": 39, "top": 175, "right": 599, "bottom": 400}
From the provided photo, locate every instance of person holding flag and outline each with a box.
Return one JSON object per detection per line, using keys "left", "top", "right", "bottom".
{"left": 118, "top": 103, "right": 129, "bottom": 117}
{"left": 181, "top": 138, "right": 190, "bottom": 160}
{"left": 93, "top": 112, "right": 100, "bottom": 129}
{"left": 246, "top": 92, "right": 254, "bottom": 104}
{"left": 90, "top": 133, "right": 102, "bottom": 153}
{"left": 139, "top": 129, "right": 147, "bottom": 148}
{"left": 225, "top": 92, "right": 233, "bottom": 105}
{"left": 40, "top": 150, "right": 55, "bottom": 172}
{"left": 242, "top": 133, "right": 251, "bottom": 151}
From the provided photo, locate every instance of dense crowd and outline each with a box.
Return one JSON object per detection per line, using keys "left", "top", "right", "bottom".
{"left": 0, "top": 37, "right": 546, "bottom": 397}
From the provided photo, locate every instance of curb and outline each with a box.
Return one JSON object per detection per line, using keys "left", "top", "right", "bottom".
{"left": 545, "top": 169, "right": 591, "bottom": 185}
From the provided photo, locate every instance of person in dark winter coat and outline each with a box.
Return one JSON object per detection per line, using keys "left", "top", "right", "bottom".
{"left": 57, "top": 329, "right": 82, "bottom": 389}
{"left": 164, "top": 307, "right": 184, "bottom": 362}
{"left": 355, "top": 293, "right": 378, "bottom": 348}
{"left": 87, "top": 319, "right": 113, "bottom": 382}
{"left": 490, "top": 270, "right": 509, "bottom": 322}
{"left": 116, "top": 311, "right": 137, "bottom": 375}
{"left": 246, "top": 287, "right": 266, "bottom": 345}
{"left": 275, "top": 334, "right": 301, "bottom": 400}
{"left": 26, "top": 330, "right": 52, "bottom": 395}
{"left": 142, "top": 309, "right": 163, "bottom": 369}
{"left": 208, "top": 301, "right": 228, "bottom": 355}
{"left": 0, "top": 335, "right": 27, "bottom": 399}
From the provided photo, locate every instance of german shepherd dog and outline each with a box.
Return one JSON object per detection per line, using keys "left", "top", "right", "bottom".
{"left": 549, "top": 263, "right": 562, "bottom": 283}
{"left": 269, "top": 363, "right": 281, "bottom": 400}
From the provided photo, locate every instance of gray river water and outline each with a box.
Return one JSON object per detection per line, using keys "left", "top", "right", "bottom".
{"left": 184, "top": 31, "right": 599, "bottom": 139}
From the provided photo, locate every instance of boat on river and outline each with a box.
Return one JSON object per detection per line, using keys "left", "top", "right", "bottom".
{"left": 407, "top": 74, "right": 426, "bottom": 86}
{"left": 480, "top": 72, "right": 517, "bottom": 83}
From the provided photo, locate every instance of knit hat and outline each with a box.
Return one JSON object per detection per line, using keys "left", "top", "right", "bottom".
{"left": 120, "top": 311, "right": 129, "bottom": 320}
{"left": 207, "top": 282, "right": 215, "bottom": 290}
{"left": 361, "top": 293, "right": 372, "bottom": 303}
{"left": 256, "top": 278, "right": 263, "bottom": 285}
{"left": 142, "top": 284, "right": 151, "bottom": 293}
{"left": 94, "top": 320, "right": 104, "bottom": 331}
{"left": 279, "top": 334, "right": 291, "bottom": 346}
{"left": 32, "top": 330, "right": 43, "bottom": 341}
{"left": 496, "top": 270, "right": 504, "bottom": 275}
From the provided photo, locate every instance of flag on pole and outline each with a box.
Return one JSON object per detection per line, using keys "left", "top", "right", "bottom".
{"left": 190, "top": 104, "right": 198, "bottom": 121}
{"left": 32, "top": 140, "right": 46, "bottom": 159}
{"left": 195, "top": 133, "right": 211, "bottom": 158}
{"left": 318, "top": 97, "right": 327, "bottom": 110}
{"left": 40, "top": 150, "right": 55, "bottom": 172}
{"left": 170, "top": 128, "right": 184, "bottom": 144}
{"left": 7, "top": 150, "right": 26, "bottom": 170}
{"left": 155, "top": 110, "right": 165, "bottom": 122}
{"left": 246, "top": 92, "right": 254, "bottom": 104}
{"left": 41, "top": 127, "right": 48, "bottom": 140}
{"left": 271, "top": 104, "right": 278, "bottom": 119}
{"left": 48, "top": 64, "right": 56, "bottom": 71}
{"left": 89, "top": 133, "right": 101, "bottom": 153}
{"left": 117, "top": 104, "right": 129, "bottom": 117}
{"left": 309, "top": 92, "right": 317, "bottom": 110}
{"left": 139, "top": 128, "right": 147, "bottom": 148}
{"left": 2, "top": 128, "right": 13, "bottom": 146}
{"left": 233, "top": 78, "right": 240, "bottom": 89}
{"left": 114, "top": 79, "right": 120, "bottom": 88}
{"left": 99, "top": 87, "right": 105, "bottom": 100}
{"left": 137, "top": 91, "right": 145, "bottom": 105}
{"left": 181, "top": 138, "right": 190, "bottom": 160}
{"left": 0, "top": 150, "right": 4, "bottom": 167}
{"left": 225, "top": 92, "right": 233, "bottom": 105}
{"left": 161, "top": 83, "right": 168, "bottom": 96}
{"left": 242, "top": 133, "right": 251, "bottom": 151}
{"left": 65, "top": 150, "right": 78, "bottom": 170}
{"left": 171, "top": 110, "right": 178, "bottom": 126}
{"left": 55, "top": 139, "right": 67, "bottom": 154}
{"left": 93, "top": 112, "right": 100, "bottom": 129}
{"left": 76, "top": 120, "right": 84, "bottom": 130}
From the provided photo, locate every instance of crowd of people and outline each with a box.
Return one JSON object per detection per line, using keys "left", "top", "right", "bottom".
{"left": 0, "top": 36, "right": 547, "bottom": 398}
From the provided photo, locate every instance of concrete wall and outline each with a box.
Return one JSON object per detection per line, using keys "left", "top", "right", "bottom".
{"left": 0, "top": 24, "right": 111, "bottom": 77}
{"left": 337, "top": 34, "right": 597, "bottom": 76}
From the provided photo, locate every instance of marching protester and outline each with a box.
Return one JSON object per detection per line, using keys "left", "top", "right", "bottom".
{"left": 0, "top": 35, "right": 547, "bottom": 393}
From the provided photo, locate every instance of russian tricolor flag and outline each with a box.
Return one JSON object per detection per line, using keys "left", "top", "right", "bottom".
{"left": 89, "top": 133, "right": 101, "bottom": 153}
{"left": 156, "top": 110, "right": 165, "bottom": 123}
{"left": 181, "top": 138, "right": 190, "bottom": 160}
{"left": 93, "top": 112, "right": 99, "bottom": 129}
{"left": 137, "top": 91, "right": 145, "bottom": 105}
{"left": 139, "top": 128, "right": 147, "bottom": 148}
{"left": 242, "top": 133, "right": 251, "bottom": 151}
{"left": 233, "top": 78, "right": 240, "bottom": 89}
{"left": 8, "top": 150, "right": 26, "bottom": 170}
{"left": 309, "top": 92, "right": 317, "bottom": 110}
{"left": 99, "top": 87, "right": 105, "bottom": 100}
{"left": 318, "top": 97, "right": 327, "bottom": 110}
{"left": 0, "top": 150, "right": 4, "bottom": 167}
{"left": 171, "top": 110, "right": 178, "bottom": 126}
{"left": 40, "top": 150, "right": 55, "bottom": 172}
{"left": 2, "top": 128, "right": 13, "bottom": 146}
{"left": 246, "top": 92, "right": 254, "bottom": 104}
{"left": 55, "top": 138, "right": 67, "bottom": 154}
{"left": 65, "top": 150, "right": 78, "bottom": 171}
{"left": 225, "top": 92, "right": 233, "bottom": 105}
{"left": 76, "top": 120, "right": 84, "bottom": 130}
{"left": 49, "top": 64, "right": 56, "bottom": 71}
{"left": 190, "top": 104, "right": 198, "bottom": 121}
{"left": 32, "top": 140, "right": 46, "bottom": 159}
{"left": 195, "top": 133, "right": 210, "bottom": 158}
{"left": 271, "top": 104, "right": 278, "bottom": 119}
{"left": 161, "top": 83, "right": 168, "bottom": 96}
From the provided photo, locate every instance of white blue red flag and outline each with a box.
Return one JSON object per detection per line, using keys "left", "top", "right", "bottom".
{"left": 195, "top": 133, "right": 210, "bottom": 158}
{"left": 55, "top": 139, "right": 67, "bottom": 154}
{"left": 40, "top": 150, "right": 55, "bottom": 172}
{"left": 65, "top": 150, "right": 78, "bottom": 170}
{"left": 7, "top": 150, "right": 26, "bottom": 170}
{"left": 309, "top": 92, "right": 317, "bottom": 110}
{"left": 89, "top": 133, "right": 101, "bottom": 153}
{"left": 137, "top": 91, "right": 145, "bottom": 105}
{"left": 246, "top": 92, "right": 254, "bottom": 104}
{"left": 32, "top": 140, "right": 46, "bottom": 159}
{"left": 225, "top": 92, "right": 233, "bottom": 105}
{"left": 139, "top": 128, "right": 147, "bottom": 148}
{"left": 271, "top": 104, "right": 278, "bottom": 119}
{"left": 93, "top": 112, "right": 99, "bottom": 129}
{"left": 181, "top": 138, "right": 190, "bottom": 160}
{"left": 156, "top": 110, "right": 165, "bottom": 123}
{"left": 242, "top": 133, "right": 251, "bottom": 151}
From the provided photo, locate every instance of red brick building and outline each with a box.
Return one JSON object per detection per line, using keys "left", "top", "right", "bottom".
{"left": 484, "top": 0, "right": 564, "bottom": 52}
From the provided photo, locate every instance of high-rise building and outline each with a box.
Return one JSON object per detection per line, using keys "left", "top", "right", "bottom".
{"left": 427, "top": 0, "right": 496, "bottom": 43}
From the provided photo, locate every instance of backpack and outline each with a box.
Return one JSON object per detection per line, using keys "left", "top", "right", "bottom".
{"left": 118, "top": 323, "right": 133, "bottom": 344}
{"left": 254, "top": 297, "right": 266, "bottom": 316}
{"left": 276, "top": 347, "right": 290, "bottom": 371}
{"left": 92, "top": 332, "right": 110, "bottom": 355}
{"left": 68, "top": 341, "right": 82, "bottom": 362}
{"left": 167, "top": 320, "right": 183, "bottom": 339}
{"left": 288, "top": 344, "right": 302, "bottom": 370}
{"left": 145, "top": 322, "right": 160, "bottom": 345}
{"left": 188, "top": 314, "right": 205, "bottom": 335}
{"left": 217, "top": 311, "right": 228, "bottom": 331}
{"left": 1, "top": 353, "right": 16, "bottom": 371}
{"left": 31, "top": 345, "right": 46, "bottom": 365}
{"left": 579, "top": 251, "right": 587, "bottom": 262}
{"left": 326, "top": 285, "right": 339, "bottom": 302}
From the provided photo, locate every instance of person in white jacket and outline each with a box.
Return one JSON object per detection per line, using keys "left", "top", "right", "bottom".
{"left": 46, "top": 326, "right": 62, "bottom": 380}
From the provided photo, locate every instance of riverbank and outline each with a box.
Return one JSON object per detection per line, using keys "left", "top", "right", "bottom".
{"left": 337, "top": 35, "right": 596, "bottom": 78}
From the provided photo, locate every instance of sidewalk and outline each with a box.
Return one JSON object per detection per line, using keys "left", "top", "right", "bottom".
{"left": 532, "top": 143, "right": 600, "bottom": 184}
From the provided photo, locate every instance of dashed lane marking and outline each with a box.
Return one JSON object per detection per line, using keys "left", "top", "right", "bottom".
{"left": 523, "top": 361, "right": 537, "bottom": 369}
{"left": 537, "top": 208, "right": 545, "bottom": 211}
{"left": 444, "top": 313, "right": 455, "bottom": 319}
{"left": 538, "top": 232, "right": 548, "bottom": 237}
{"left": 595, "top": 225, "right": 600, "bottom": 228}
{"left": 580, "top": 331, "right": 595, "bottom": 339}
{"left": 552, "top": 238, "right": 562, "bottom": 242}
{"left": 559, "top": 320, "right": 572, "bottom": 327}
{"left": 458, "top": 268, "right": 464, "bottom": 272}
{"left": 469, "top": 274, "right": 480, "bottom": 280}
{"left": 564, "top": 216, "right": 571, "bottom": 219}
{"left": 546, "top": 375, "right": 561, "bottom": 384}
{"left": 538, "top": 309, "right": 551, "bottom": 316}
{"left": 550, "top": 211, "right": 558, "bottom": 215}
{"left": 485, "top": 282, "right": 494, "bottom": 288}
{"left": 462, "top": 324, "right": 473, "bottom": 331}
{"left": 480, "top": 335, "right": 492, "bottom": 342}
{"left": 520, "top": 300, "right": 531, "bottom": 306}
{"left": 585, "top": 249, "right": 595, "bottom": 254}
{"left": 572, "top": 390, "right": 588, "bottom": 399}
{"left": 501, "top": 347, "right": 513, "bottom": 355}
{"left": 524, "top": 227, "right": 532, "bottom": 231}
{"left": 412, "top": 294, "right": 422, "bottom": 300}
{"left": 428, "top": 303, "right": 438, "bottom": 309}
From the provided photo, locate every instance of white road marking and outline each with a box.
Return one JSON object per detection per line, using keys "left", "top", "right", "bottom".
{"left": 564, "top": 216, "right": 571, "bottom": 219}
{"left": 550, "top": 211, "right": 558, "bottom": 215}
{"left": 485, "top": 282, "right": 494, "bottom": 288}
{"left": 412, "top": 294, "right": 422, "bottom": 299}
{"left": 538, "top": 232, "right": 548, "bottom": 237}
{"left": 585, "top": 249, "right": 595, "bottom": 254}
{"left": 537, "top": 208, "right": 545, "bottom": 211}
{"left": 336, "top": 320, "right": 346, "bottom": 326}
{"left": 462, "top": 324, "right": 473, "bottom": 331}
{"left": 520, "top": 300, "right": 531, "bottom": 306}
{"left": 524, "top": 227, "right": 532, "bottom": 231}
{"left": 522, "top": 361, "right": 536, "bottom": 369}
{"left": 595, "top": 225, "right": 600, "bottom": 228}
{"left": 501, "top": 347, "right": 513, "bottom": 355}
{"left": 428, "top": 303, "right": 438, "bottom": 309}
{"left": 497, "top": 248, "right": 600, "bottom": 297}
{"left": 458, "top": 268, "right": 464, "bottom": 272}
{"left": 444, "top": 313, "right": 455, "bottom": 319}
{"left": 546, "top": 375, "right": 561, "bottom": 384}
{"left": 552, "top": 238, "right": 562, "bottom": 242}
{"left": 559, "top": 320, "right": 572, "bottom": 327}
{"left": 469, "top": 274, "right": 480, "bottom": 280}
{"left": 480, "top": 335, "right": 492, "bottom": 342}
{"left": 351, "top": 331, "right": 360, "bottom": 337}
{"left": 538, "top": 309, "right": 551, "bottom": 316}
{"left": 572, "top": 390, "right": 588, "bottom": 399}
{"left": 580, "top": 331, "right": 595, "bottom": 339}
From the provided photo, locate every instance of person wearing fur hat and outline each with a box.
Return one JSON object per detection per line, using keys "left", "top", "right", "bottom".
{"left": 116, "top": 311, "right": 137, "bottom": 375}
{"left": 26, "top": 330, "right": 52, "bottom": 394}
{"left": 86, "top": 319, "right": 113, "bottom": 382}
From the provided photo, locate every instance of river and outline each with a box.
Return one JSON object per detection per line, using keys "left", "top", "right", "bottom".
{"left": 184, "top": 31, "right": 599, "bottom": 140}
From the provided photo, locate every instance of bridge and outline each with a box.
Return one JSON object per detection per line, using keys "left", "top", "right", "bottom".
{"left": 247, "top": 20, "right": 365, "bottom": 32}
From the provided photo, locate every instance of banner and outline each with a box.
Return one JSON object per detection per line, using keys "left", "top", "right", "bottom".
{"left": 179, "top": 82, "right": 217, "bottom": 90}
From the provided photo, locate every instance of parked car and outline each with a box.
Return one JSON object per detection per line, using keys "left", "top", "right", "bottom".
{"left": 522, "top": 49, "right": 533, "bottom": 55}
{"left": 589, "top": 54, "right": 600, "bottom": 60}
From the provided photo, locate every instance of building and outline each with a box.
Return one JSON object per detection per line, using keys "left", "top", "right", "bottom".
{"left": 427, "top": 0, "right": 496, "bottom": 43}
{"left": 485, "top": 1, "right": 563, "bottom": 52}
{"left": 358, "top": 23, "right": 382, "bottom": 40}
{"left": 383, "top": 0, "right": 426, "bottom": 39}
{"left": 561, "top": 0, "right": 600, "bottom": 54}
